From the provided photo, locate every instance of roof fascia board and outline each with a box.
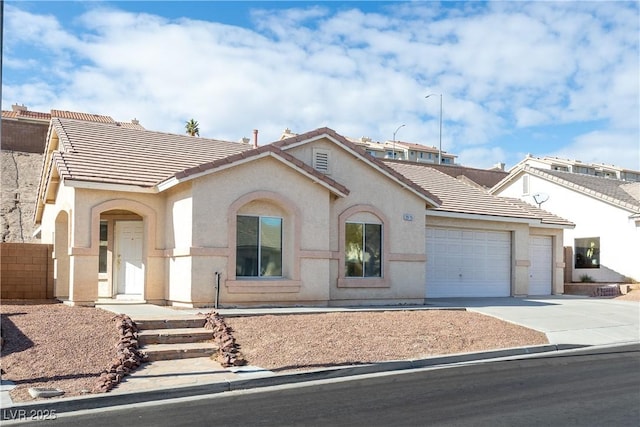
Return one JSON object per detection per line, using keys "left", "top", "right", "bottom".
{"left": 426, "top": 209, "right": 537, "bottom": 225}
{"left": 281, "top": 134, "right": 440, "bottom": 207}
{"left": 65, "top": 180, "right": 158, "bottom": 193}
{"left": 490, "top": 166, "right": 525, "bottom": 193}
{"left": 158, "top": 151, "right": 349, "bottom": 197}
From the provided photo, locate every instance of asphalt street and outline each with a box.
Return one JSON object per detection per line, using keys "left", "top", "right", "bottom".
{"left": 13, "top": 344, "right": 639, "bottom": 427}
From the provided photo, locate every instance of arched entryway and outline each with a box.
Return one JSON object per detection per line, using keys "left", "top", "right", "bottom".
{"left": 91, "top": 199, "right": 158, "bottom": 302}
{"left": 98, "top": 210, "right": 144, "bottom": 299}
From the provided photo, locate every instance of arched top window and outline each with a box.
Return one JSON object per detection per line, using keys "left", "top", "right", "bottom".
{"left": 338, "top": 205, "right": 390, "bottom": 288}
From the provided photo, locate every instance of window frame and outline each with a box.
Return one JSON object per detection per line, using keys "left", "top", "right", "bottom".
{"left": 338, "top": 205, "right": 390, "bottom": 288}
{"left": 345, "top": 221, "right": 383, "bottom": 278}
{"left": 236, "top": 214, "right": 283, "bottom": 278}
{"left": 574, "top": 237, "right": 600, "bottom": 269}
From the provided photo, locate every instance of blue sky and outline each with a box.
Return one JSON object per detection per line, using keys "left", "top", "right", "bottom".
{"left": 3, "top": 1, "right": 639, "bottom": 170}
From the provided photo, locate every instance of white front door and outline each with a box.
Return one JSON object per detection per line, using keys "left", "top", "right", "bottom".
{"left": 529, "top": 236, "right": 552, "bottom": 295}
{"left": 115, "top": 221, "right": 144, "bottom": 296}
{"left": 426, "top": 227, "right": 512, "bottom": 297}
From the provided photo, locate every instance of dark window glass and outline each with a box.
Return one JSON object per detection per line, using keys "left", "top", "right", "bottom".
{"left": 99, "top": 221, "right": 108, "bottom": 273}
{"left": 575, "top": 237, "right": 600, "bottom": 269}
{"left": 236, "top": 216, "right": 282, "bottom": 277}
{"left": 345, "top": 222, "right": 382, "bottom": 278}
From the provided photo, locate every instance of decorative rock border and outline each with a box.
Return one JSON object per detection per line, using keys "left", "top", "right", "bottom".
{"left": 203, "top": 312, "right": 246, "bottom": 367}
{"left": 93, "top": 314, "right": 148, "bottom": 393}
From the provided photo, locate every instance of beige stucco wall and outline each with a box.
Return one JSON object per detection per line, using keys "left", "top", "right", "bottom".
{"left": 285, "top": 139, "right": 428, "bottom": 305}
{"left": 39, "top": 185, "right": 168, "bottom": 305}
{"left": 184, "top": 155, "right": 333, "bottom": 306}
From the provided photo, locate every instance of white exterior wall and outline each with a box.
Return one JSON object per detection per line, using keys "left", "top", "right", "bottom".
{"left": 496, "top": 173, "right": 638, "bottom": 282}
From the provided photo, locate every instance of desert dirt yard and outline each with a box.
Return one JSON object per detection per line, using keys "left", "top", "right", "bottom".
{"left": 2, "top": 290, "right": 639, "bottom": 402}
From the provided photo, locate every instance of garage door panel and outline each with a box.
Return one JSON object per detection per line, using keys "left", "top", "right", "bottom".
{"left": 529, "top": 236, "right": 552, "bottom": 295}
{"left": 426, "top": 227, "right": 511, "bottom": 298}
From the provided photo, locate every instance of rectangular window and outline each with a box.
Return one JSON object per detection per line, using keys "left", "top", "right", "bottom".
{"left": 99, "top": 221, "right": 108, "bottom": 274}
{"left": 236, "top": 215, "right": 282, "bottom": 277}
{"left": 575, "top": 237, "right": 600, "bottom": 269}
{"left": 345, "top": 222, "right": 382, "bottom": 277}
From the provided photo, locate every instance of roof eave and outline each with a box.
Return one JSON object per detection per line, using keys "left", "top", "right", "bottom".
{"left": 65, "top": 180, "right": 158, "bottom": 193}
{"left": 426, "top": 209, "right": 572, "bottom": 228}
{"left": 158, "top": 150, "right": 350, "bottom": 198}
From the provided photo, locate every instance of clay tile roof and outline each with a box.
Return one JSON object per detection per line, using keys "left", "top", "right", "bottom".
{"left": 116, "top": 121, "right": 146, "bottom": 130}
{"left": 174, "top": 143, "right": 350, "bottom": 196}
{"left": 51, "top": 110, "right": 116, "bottom": 123}
{"left": 522, "top": 167, "right": 640, "bottom": 213}
{"left": 384, "top": 160, "right": 573, "bottom": 226}
{"left": 50, "top": 118, "right": 252, "bottom": 187}
{"left": 2, "top": 109, "right": 51, "bottom": 120}
{"left": 274, "top": 127, "right": 441, "bottom": 206}
{"left": 426, "top": 163, "right": 508, "bottom": 189}
{"left": 499, "top": 197, "right": 574, "bottom": 227}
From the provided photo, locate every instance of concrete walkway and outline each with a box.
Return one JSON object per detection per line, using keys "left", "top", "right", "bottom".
{"left": 429, "top": 296, "right": 640, "bottom": 346}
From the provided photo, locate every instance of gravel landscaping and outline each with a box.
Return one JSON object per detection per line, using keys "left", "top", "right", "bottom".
{"left": 1, "top": 290, "right": 637, "bottom": 402}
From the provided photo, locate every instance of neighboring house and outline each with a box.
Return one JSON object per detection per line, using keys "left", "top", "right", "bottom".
{"left": 511, "top": 154, "right": 640, "bottom": 182}
{"left": 491, "top": 165, "right": 640, "bottom": 283}
{"left": 281, "top": 129, "right": 457, "bottom": 164}
{"left": 35, "top": 119, "right": 572, "bottom": 307}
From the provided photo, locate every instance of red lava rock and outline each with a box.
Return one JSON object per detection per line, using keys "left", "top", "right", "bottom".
{"left": 204, "top": 312, "right": 247, "bottom": 368}
{"left": 93, "top": 314, "right": 147, "bottom": 393}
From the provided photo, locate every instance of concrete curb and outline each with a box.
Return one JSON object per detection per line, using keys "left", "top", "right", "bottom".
{"left": 0, "top": 343, "right": 588, "bottom": 417}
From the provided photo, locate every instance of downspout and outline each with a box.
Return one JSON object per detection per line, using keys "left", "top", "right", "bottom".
{"left": 214, "top": 272, "right": 221, "bottom": 309}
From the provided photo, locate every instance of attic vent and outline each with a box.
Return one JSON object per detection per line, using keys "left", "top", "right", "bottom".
{"left": 313, "top": 149, "right": 331, "bottom": 174}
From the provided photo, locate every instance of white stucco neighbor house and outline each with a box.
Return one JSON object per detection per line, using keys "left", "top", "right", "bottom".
{"left": 491, "top": 164, "right": 640, "bottom": 283}
{"left": 34, "top": 117, "right": 573, "bottom": 307}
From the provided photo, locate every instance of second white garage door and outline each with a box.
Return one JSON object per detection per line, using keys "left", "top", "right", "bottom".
{"left": 529, "top": 236, "right": 552, "bottom": 295}
{"left": 426, "top": 227, "right": 511, "bottom": 297}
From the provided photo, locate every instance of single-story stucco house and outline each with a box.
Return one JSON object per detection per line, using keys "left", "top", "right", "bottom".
{"left": 35, "top": 118, "right": 573, "bottom": 307}
{"left": 491, "top": 163, "right": 640, "bottom": 283}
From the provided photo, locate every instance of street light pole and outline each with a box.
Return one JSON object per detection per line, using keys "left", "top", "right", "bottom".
{"left": 425, "top": 94, "right": 443, "bottom": 164}
{"left": 392, "top": 124, "right": 405, "bottom": 160}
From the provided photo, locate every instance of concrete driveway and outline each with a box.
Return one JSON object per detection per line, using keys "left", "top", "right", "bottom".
{"left": 429, "top": 296, "right": 640, "bottom": 346}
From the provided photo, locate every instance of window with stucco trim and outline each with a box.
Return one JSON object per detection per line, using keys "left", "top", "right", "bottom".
{"left": 236, "top": 215, "right": 283, "bottom": 277}
{"left": 99, "top": 221, "right": 108, "bottom": 274}
{"left": 345, "top": 222, "right": 382, "bottom": 278}
{"left": 575, "top": 237, "right": 600, "bottom": 269}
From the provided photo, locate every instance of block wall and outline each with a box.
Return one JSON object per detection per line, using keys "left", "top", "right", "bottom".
{"left": 1, "top": 243, "right": 54, "bottom": 299}
{"left": 1, "top": 120, "right": 49, "bottom": 153}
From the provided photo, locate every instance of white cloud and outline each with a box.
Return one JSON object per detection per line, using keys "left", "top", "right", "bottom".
{"left": 549, "top": 130, "right": 640, "bottom": 170}
{"left": 2, "top": 2, "right": 638, "bottom": 169}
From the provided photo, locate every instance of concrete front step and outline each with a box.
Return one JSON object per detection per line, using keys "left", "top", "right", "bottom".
{"left": 139, "top": 327, "right": 213, "bottom": 345}
{"left": 142, "top": 342, "right": 218, "bottom": 361}
{"left": 135, "top": 318, "right": 206, "bottom": 330}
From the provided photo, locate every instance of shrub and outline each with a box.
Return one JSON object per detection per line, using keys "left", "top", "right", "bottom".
{"left": 579, "top": 274, "right": 595, "bottom": 283}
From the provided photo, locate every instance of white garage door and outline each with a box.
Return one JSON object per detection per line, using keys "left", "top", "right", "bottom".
{"left": 426, "top": 227, "right": 511, "bottom": 297}
{"left": 529, "top": 236, "right": 552, "bottom": 295}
